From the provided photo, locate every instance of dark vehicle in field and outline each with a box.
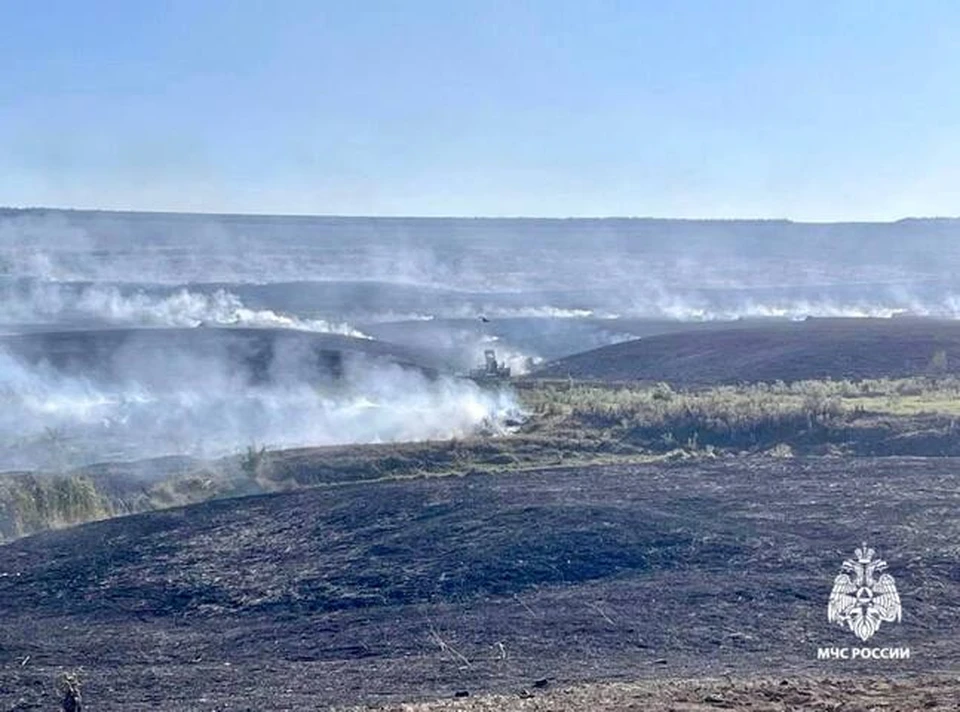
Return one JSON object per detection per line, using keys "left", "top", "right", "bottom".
{"left": 468, "top": 349, "right": 512, "bottom": 384}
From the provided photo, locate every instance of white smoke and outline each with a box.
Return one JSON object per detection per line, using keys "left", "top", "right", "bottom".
{"left": 12, "top": 209, "right": 960, "bottom": 475}
{"left": 0, "top": 346, "right": 521, "bottom": 471}
{"left": 616, "top": 288, "right": 960, "bottom": 322}
{"left": 470, "top": 306, "right": 603, "bottom": 320}
{"left": 352, "top": 312, "right": 437, "bottom": 324}
{"left": 0, "top": 281, "right": 369, "bottom": 337}
{"left": 72, "top": 286, "right": 370, "bottom": 336}
{"left": 478, "top": 335, "right": 542, "bottom": 375}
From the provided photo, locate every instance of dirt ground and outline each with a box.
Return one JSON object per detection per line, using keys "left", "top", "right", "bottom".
{"left": 0, "top": 456, "right": 957, "bottom": 710}
{"left": 339, "top": 676, "right": 960, "bottom": 711}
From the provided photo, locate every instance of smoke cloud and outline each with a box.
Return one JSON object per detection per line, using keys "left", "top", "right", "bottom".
{"left": 0, "top": 343, "right": 520, "bottom": 471}
{"left": 0, "top": 281, "right": 368, "bottom": 336}
{"left": 6, "top": 209, "right": 960, "bottom": 474}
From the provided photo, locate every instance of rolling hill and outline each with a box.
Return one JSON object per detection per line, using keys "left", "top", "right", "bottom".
{"left": 1, "top": 457, "right": 956, "bottom": 709}
{"left": 534, "top": 317, "right": 960, "bottom": 385}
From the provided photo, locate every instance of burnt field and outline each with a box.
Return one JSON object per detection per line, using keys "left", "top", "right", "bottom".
{"left": 1, "top": 457, "right": 958, "bottom": 710}
{"left": 535, "top": 318, "right": 960, "bottom": 385}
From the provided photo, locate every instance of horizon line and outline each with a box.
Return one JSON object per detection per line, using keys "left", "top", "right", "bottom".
{"left": 3, "top": 205, "right": 959, "bottom": 225}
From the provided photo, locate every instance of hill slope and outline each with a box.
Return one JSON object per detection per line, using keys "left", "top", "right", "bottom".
{"left": 0, "top": 327, "right": 440, "bottom": 380}
{"left": 0, "top": 457, "right": 956, "bottom": 709}
{"left": 534, "top": 318, "right": 960, "bottom": 385}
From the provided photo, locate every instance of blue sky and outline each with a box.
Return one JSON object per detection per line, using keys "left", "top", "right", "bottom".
{"left": 2, "top": 1, "right": 959, "bottom": 219}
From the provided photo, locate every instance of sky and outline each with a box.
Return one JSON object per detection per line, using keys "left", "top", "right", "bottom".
{"left": 2, "top": 0, "right": 959, "bottom": 220}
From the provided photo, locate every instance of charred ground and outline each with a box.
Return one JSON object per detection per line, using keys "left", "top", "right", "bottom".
{"left": 2, "top": 319, "right": 960, "bottom": 709}
{"left": 0, "top": 457, "right": 957, "bottom": 710}
{"left": 535, "top": 318, "right": 960, "bottom": 385}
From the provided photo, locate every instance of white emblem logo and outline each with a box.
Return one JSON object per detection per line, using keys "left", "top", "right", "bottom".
{"left": 828, "top": 545, "right": 901, "bottom": 642}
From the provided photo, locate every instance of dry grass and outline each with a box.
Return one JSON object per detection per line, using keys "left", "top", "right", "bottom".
{"left": 520, "top": 375, "right": 960, "bottom": 420}
{"left": 518, "top": 376, "right": 960, "bottom": 454}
